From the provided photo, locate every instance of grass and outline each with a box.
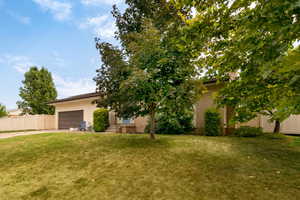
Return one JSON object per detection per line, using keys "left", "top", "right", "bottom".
{"left": 0, "top": 129, "right": 36, "bottom": 134}
{"left": 0, "top": 133, "right": 299, "bottom": 200}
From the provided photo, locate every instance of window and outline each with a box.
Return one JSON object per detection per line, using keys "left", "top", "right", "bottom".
{"left": 122, "top": 118, "right": 132, "bottom": 124}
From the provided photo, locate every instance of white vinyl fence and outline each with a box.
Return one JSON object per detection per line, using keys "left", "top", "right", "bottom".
{"left": 235, "top": 114, "right": 300, "bottom": 135}
{"left": 261, "top": 115, "right": 300, "bottom": 135}
{"left": 0, "top": 115, "right": 55, "bottom": 132}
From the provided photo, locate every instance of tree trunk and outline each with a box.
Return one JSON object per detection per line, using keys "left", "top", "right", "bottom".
{"left": 149, "top": 110, "right": 156, "bottom": 140}
{"left": 273, "top": 120, "right": 281, "bottom": 133}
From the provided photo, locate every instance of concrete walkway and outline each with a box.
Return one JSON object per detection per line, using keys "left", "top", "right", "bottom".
{"left": 0, "top": 130, "right": 64, "bottom": 139}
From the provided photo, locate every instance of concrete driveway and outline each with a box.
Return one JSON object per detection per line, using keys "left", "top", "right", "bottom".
{"left": 0, "top": 130, "right": 65, "bottom": 139}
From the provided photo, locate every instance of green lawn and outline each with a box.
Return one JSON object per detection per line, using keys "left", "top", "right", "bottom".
{"left": 0, "top": 133, "right": 299, "bottom": 200}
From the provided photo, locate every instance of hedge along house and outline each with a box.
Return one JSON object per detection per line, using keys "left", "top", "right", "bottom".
{"left": 49, "top": 92, "right": 148, "bottom": 133}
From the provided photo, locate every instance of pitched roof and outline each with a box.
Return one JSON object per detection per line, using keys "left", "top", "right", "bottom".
{"left": 49, "top": 92, "right": 100, "bottom": 104}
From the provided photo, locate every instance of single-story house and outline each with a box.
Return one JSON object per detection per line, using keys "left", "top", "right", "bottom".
{"left": 49, "top": 93, "right": 100, "bottom": 130}
{"left": 48, "top": 81, "right": 300, "bottom": 135}
{"left": 49, "top": 93, "right": 148, "bottom": 133}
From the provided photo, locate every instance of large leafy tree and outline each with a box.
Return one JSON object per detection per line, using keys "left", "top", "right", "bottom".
{"left": 95, "top": 1, "right": 203, "bottom": 139}
{"left": 112, "top": 0, "right": 184, "bottom": 51}
{"left": 123, "top": 21, "right": 202, "bottom": 138}
{"left": 17, "top": 67, "right": 57, "bottom": 115}
{"left": 216, "top": 71, "right": 296, "bottom": 133}
{"left": 94, "top": 41, "right": 141, "bottom": 117}
{"left": 0, "top": 103, "right": 7, "bottom": 118}
{"left": 172, "top": 0, "right": 300, "bottom": 132}
{"left": 273, "top": 47, "right": 300, "bottom": 115}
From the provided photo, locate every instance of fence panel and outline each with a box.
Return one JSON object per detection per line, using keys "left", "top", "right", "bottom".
{"left": 0, "top": 115, "right": 55, "bottom": 131}
{"left": 261, "top": 115, "right": 300, "bottom": 134}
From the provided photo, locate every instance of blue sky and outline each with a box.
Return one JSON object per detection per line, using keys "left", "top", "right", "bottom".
{"left": 0, "top": 0, "right": 125, "bottom": 109}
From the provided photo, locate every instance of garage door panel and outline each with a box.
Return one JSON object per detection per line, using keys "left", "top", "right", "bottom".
{"left": 58, "top": 110, "right": 83, "bottom": 129}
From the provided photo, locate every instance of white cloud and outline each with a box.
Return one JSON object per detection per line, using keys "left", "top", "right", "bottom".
{"left": 0, "top": 52, "right": 67, "bottom": 75}
{"left": 51, "top": 51, "right": 66, "bottom": 67}
{"left": 81, "top": 0, "right": 121, "bottom": 6}
{"left": 79, "top": 15, "right": 116, "bottom": 39}
{"left": 0, "top": 55, "right": 37, "bottom": 73}
{"left": 53, "top": 74, "right": 96, "bottom": 98}
{"left": 0, "top": 54, "right": 95, "bottom": 102}
{"left": 7, "top": 11, "right": 31, "bottom": 25}
{"left": 191, "top": 7, "right": 197, "bottom": 18}
{"left": 79, "top": 15, "right": 108, "bottom": 29}
{"left": 293, "top": 40, "right": 300, "bottom": 48}
{"left": 32, "top": 0, "right": 72, "bottom": 21}
{"left": 249, "top": 1, "right": 257, "bottom": 9}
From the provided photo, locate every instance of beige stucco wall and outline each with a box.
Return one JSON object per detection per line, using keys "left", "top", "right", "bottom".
{"left": 260, "top": 116, "right": 274, "bottom": 132}
{"left": 52, "top": 97, "right": 148, "bottom": 132}
{"left": 134, "top": 116, "right": 148, "bottom": 133}
{"left": 194, "top": 83, "right": 300, "bottom": 135}
{"left": 52, "top": 97, "right": 98, "bottom": 129}
{"left": 0, "top": 115, "right": 55, "bottom": 131}
{"left": 235, "top": 115, "right": 300, "bottom": 135}
{"left": 194, "top": 84, "right": 226, "bottom": 133}
{"left": 49, "top": 89, "right": 300, "bottom": 134}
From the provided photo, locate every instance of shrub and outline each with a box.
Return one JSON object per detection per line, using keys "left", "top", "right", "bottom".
{"left": 93, "top": 108, "right": 109, "bottom": 132}
{"left": 204, "top": 108, "right": 221, "bottom": 136}
{"left": 234, "top": 126, "right": 263, "bottom": 137}
{"left": 144, "top": 111, "right": 194, "bottom": 134}
{"left": 0, "top": 103, "right": 7, "bottom": 118}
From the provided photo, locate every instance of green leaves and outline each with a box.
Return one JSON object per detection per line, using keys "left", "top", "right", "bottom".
{"left": 0, "top": 104, "right": 7, "bottom": 118}
{"left": 95, "top": 1, "right": 205, "bottom": 136}
{"left": 17, "top": 67, "right": 57, "bottom": 115}
{"left": 172, "top": 0, "right": 300, "bottom": 126}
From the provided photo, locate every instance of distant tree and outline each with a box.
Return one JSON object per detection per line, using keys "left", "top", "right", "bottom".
{"left": 0, "top": 103, "right": 7, "bottom": 118}
{"left": 17, "top": 67, "right": 57, "bottom": 115}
